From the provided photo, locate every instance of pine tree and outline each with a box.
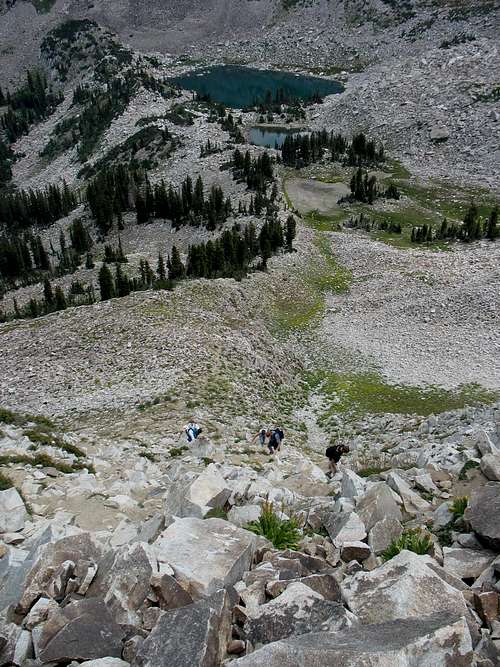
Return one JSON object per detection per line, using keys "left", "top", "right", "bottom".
{"left": 54, "top": 286, "right": 67, "bottom": 310}
{"left": 115, "top": 263, "right": 130, "bottom": 297}
{"left": 168, "top": 245, "right": 185, "bottom": 281}
{"left": 157, "top": 253, "right": 167, "bottom": 281}
{"left": 98, "top": 263, "right": 114, "bottom": 301}
{"left": 486, "top": 207, "right": 498, "bottom": 241}
{"left": 43, "top": 277, "right": 54, "bottom": 307}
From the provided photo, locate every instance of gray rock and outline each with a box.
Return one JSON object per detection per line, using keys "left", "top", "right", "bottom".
{"left": 355, "top": 482, "right": 402, "bottom": 531}
{"left": 324, "top": 512, "right": 366, "bottom": 547}
{"left": 18, "top": 532, "right": 102, "bottom": 614}
{"left": 134, "top": 589, "right": 231, "bottom": 667}
{"left": 134, "top": 514, "right": 165, "bottom": 544}
{"left": 227, "top": 505, "right": 261, "bottom": 527}
{"left": 13, "top": 630, "right": 33, "bottom": 664}
{"left": 342, "top": 550, "right": 469, "bottom": 624}
{"left": 443, "top": 547, "right": 496, "bottom": 581}
{"left": 154, "top": 517, "right": 256, "bottom": 599}
{"left": 35, "top": 598, "right": 125, "bottom": 662}
{"left": 164, "top": 464, "right": 231, "bottom": 524}
{"left": 466, "top": 482, "right": 500, "bottom": 550}
{"left": 80, "top": 660, "right": 130, "bottom": 667}
{"left": 433, "top": 502, "right": 453, "bottom": 529}
{"left": 266, "top": 573, "right": 341, "bottom": 602}
{"left": 368, "top": 517, "right": 403, "bottom": 555}
{"left": 0, "top": 620, "right": 23, "bottom": 664}
{"left": 413, "top": 473, "right": 439, "bottom": 495}
{"left": 475, "top": 430, "right": 500, "bottom": 457}
{"left": 0, "top": 488, "right": 27, "bottom": 533}
{"left": 340, "top": 470, "right": 366, "bottom": 499}
{"left": 150, "top": 572, "right": 193, "bottom": 610}
{"left": 231, "top": 613, "right": 473, "bottom": 666}
{"left": 430, "top": 125, "right": 450, "bottom": 142}
{"left": 86, "top": 542, "right": 158, "bottom": 626}
{"left": 340, "top": 541, "right": 371, "bottom": 562}
{"left": 481, "top": 454, "right": 500, "bottom": 481}
{"left": 386, "top": 471, "right": 431, "bottom": 515}
{"left": 243, "top": 582, "right": 352, "bottom": 647}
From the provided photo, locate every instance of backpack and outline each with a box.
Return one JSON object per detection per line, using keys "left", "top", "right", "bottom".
{"left": 275, "top": 428, "right": 284, "bottom": 441}
{"left": 325, "top": 445, "right": 341, "bottom": 459}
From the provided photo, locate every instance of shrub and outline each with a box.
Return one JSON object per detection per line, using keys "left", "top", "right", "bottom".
{"left": 450, "top": 496, "right": 468, "bottom": 518}
{"left": 382, "top": 528, "right": 433, "bottom": 561}
{"left": 0, "top": 408, "right": 17, "bottom": 424}
{"left": 169, "top": 446, "right": 188, "bottom": 458}
{"left": 139, "top": 451, "right": 156, "bottom": 462}
{"left": 245, "top": 501, "right": 301, "bottom": 550}
{"left": 24, "top": 429, "right": 85, "bottom": 458}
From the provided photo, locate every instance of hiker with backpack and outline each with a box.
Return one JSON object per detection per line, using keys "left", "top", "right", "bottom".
{"left": 325, "top": 443, "right": 350, "bottom": 478}
{"left": 184, "top": 420, "right": 202, "bottom": 443}
{"left": 268, "top": 426, "right": 284, "bottom": 458}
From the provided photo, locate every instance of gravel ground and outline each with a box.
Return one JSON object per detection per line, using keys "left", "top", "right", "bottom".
{"left": 321, "top": 231, "right": 500, "bottom": 389}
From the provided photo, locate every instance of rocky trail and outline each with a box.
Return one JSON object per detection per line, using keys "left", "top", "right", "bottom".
{"left": 0, "top": 395, "right": 499, "bottom": 664}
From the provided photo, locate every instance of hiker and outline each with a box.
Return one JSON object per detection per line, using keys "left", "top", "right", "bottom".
{"left": 184, "top": 420, "right": 202, "bottom": 443}
{"left": 325, "top": 443, "right": 350, "bottom": 478}
{"left": 268, "top": 427, "right": 284, "bottom": 457}
{"left": 251, "top": 428, "right": 269, "bottom": 447}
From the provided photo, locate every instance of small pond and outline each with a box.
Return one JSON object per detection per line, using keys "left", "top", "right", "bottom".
{"left": 248, "top": 126, "right": 306, "bottom": 148}
{"left": 169, "top": 65, "right": 343, "bottom": 108}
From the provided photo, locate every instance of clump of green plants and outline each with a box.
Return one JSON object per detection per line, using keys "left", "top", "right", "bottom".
{"left": 450, "top": 496, "right": 468, "bottom": 518}
{"left": 0, "top": 408, "right": 17, "bottom": 424}
{"left": 169, "top": 446, "right": 188, "bottom": 458}
{"left": 139, "top": 451, "right": 156, "bottom": 462}
{"left": 24, "top": 428, "right": 85, "bottom": 458}
{"left": 205, "top": 507, "right": 228, "bottom": 520}
{"left": 0, "top": 452, "right": 93, "bottom": 475}
{"left": 458, "top": 460, "right": 479, "bottom": 480}
{"left": 245, "top": 501, "right": 301, "bottom": 550}
{"left": 382, "top": 528, "right": 433, "bottom": 562}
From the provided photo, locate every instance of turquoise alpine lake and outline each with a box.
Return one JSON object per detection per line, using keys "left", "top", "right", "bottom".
{"left": 169, "top": 65, "right": 344, "bottom": 108}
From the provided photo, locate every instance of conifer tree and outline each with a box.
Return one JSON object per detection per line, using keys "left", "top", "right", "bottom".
{"left": 157, "top": 253, "right": 167, "bottom": 282}
{"left": 115, "top": 263, "right": 130, "bottom": 297}
{"left": 486, "top": 207, "right": 498, "bottom": 241}
{"left": 43, "top": 277, "right": 54, "bottom": 307}
{"left": 168, "top": 245, "right": 185, "bottom": 281}
{"left": 54, "top": 286, "right": 67, "bottom": 311}
{"left": 98, "top": 263, "right": 114, "bottom": 301}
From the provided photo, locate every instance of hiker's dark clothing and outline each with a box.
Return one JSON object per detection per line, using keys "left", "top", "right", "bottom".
{"left": 326, "top": 445, "right": 344, "bottom": 463}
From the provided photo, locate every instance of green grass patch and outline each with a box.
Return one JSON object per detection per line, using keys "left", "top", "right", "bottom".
{"left": 304, "top": 210, "right": 348, "bottom": 231}
{"left": 382, "top": 528, "right": 433, "bottom": 561}
{"left": 23, "top": 428, "right": 85, "bottom": 458}
{"left": 0, "top": 408, "right": 55, "bottom": 429}
{"left": 169, "top": 446, "right": 188, "bottom": 458}
{"left": 458, "top": 460, "right": 480, "bottom": 480}
{"left": 245, "top": 501, "right": 301, "bottom": 550}
{"left": 0, "top": 453, "right": 93, "bottom": 474}
{"left": 139, "top": 451, "right": 156, "bottom": 462}
{"left": 450, "top": 496, "right": 468, "bottom": 518}
{"left": 308, "top": 370, "right": 499, "bottom": 418}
